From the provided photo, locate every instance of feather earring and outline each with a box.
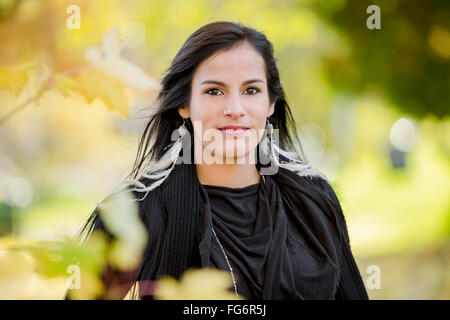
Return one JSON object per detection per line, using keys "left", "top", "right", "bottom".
{"left": 261, "top": 118, "right": 328, "bottom": 181}
{"left": 113, "top": 119, "right": 188, "bottom": 202}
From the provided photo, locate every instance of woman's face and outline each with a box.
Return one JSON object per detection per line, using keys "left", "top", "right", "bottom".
{"left": 178, "top": 41, "right": 275, "bottom": 164}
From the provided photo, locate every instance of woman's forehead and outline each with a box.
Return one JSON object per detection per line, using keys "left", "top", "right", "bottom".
{"left": 193, "top": 43, "right": 266, "bottom": 84}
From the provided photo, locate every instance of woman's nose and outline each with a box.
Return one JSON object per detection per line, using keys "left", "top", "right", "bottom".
{"left": 223, "top": 93, "right": 245, "bottom": 117}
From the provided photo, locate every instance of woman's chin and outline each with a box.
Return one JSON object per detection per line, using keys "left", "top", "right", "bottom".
{"left": 212, "top": 147, "right": 257, "bottom": 164}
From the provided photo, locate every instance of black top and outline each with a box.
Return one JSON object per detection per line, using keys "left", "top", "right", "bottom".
{"left": 203, "top": 182, "right": 264, "bottom": 299}
{"left": 201, "top": 175, "right": 340, "bottom": 300}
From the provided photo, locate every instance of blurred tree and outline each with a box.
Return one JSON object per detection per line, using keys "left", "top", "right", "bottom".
{"left": 310, "top": 0, "right": 450, "bottom": 118}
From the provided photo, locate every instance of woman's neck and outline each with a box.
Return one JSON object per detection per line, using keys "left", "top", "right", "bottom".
{"left": 195, "top": 162, "right": 260, "bottom": 188}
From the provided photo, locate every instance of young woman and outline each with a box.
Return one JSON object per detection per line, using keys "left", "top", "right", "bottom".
{"left": 73, "top": 21, "right": 368, "bottom": 300}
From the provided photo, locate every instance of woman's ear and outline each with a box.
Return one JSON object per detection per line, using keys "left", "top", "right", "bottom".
{"left": 178, "top": 105, "right": 190, "bottom": 119}
{"left": 268, "top": 101, "right": 275, "bottom": 117}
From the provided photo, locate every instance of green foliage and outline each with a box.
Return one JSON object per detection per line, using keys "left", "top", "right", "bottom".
{"left": 312, "top": 0, "right": 450, "bottom": 118}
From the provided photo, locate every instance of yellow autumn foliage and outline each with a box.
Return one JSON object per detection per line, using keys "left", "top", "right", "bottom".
{"left": 154, "top": 268, "right": 244, "bottom": 300}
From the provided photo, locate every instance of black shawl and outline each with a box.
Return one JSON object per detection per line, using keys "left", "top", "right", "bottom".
{"left": 70, "top": 162, "right": 368, "bottom": 300}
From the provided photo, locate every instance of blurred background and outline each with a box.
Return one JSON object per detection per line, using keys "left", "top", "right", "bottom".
{"left": 0, "top": 0, "right": 448, "bottom": 299}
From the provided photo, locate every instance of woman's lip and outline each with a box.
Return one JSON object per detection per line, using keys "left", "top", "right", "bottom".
{"left": 218, "top": 126, "right": 249, "bottom": 130}
{"left": 218, "top": 127, "right": 249, "bottom": 136}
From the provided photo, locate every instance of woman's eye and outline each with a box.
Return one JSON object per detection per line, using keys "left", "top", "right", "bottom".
{"left": 205, "top": 88, "right": 223, "bottom": 96}
{"left": 245, "top": 87, "right": 260, "bottom": 95}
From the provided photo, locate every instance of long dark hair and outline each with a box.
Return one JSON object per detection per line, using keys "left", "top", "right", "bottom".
{"left": 129, "top": 21, "right": 309, "bottom": 181}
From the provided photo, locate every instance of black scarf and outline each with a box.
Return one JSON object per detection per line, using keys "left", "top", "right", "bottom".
{"left": 197, "top": 165, "right": 343, "bottom": 299}
{"left": 74, "top": 162, "right": 368, "bottom": 299}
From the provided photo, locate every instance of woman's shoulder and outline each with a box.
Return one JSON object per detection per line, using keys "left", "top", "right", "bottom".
{"left": 307, "top": 175, "right": 351, "bottom": 245}
{"left": 277, "top": 165, "right": 342, "bottom": 211}
{"left": 277, "top": 166, "right": 351, "bottom": 243}
{"left": 307, "top": 175, "right": 341, "bottom": 208}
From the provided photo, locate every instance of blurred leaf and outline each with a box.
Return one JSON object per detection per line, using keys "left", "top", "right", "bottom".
{"left": 77, "top": 69, "right": 129, "bottom": 117}
{"left": 0, "top": 64, "right": 30, "bottom": 96}
{"left": 0, "top": 248, "right": 35, "bottom": 278}
{"left": 85, "top": 26, "right": 160, "bottom": 92}
{"left": 154, "top": 268, "right": 244, "bottom": 300}
{"left": 0, "top": 230, "right": 108, "bottom": 279}
{"left": 0, "top": 248, "right": 68, "bottom": 299}
{"left": 0, "top": 231, "right": 109, "bottom": 299}
{"left": 97, "top": 190, "right": 148, "bottom": 271}
{"left": 54, "top": 75, "right": 80, "bottom": 97}
{"left": 25, "top": 233, "right": 106, "bottom": 279}
{"left": 0, "top": 62, "right": 51, "bottom": 97}
{"left": 66, "top": 268, "right": 104, "bottom": 300}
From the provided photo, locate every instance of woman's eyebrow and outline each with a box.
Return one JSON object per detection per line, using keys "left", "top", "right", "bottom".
{"left": 200, "top": 79, "right": 264, "bottom": 86}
